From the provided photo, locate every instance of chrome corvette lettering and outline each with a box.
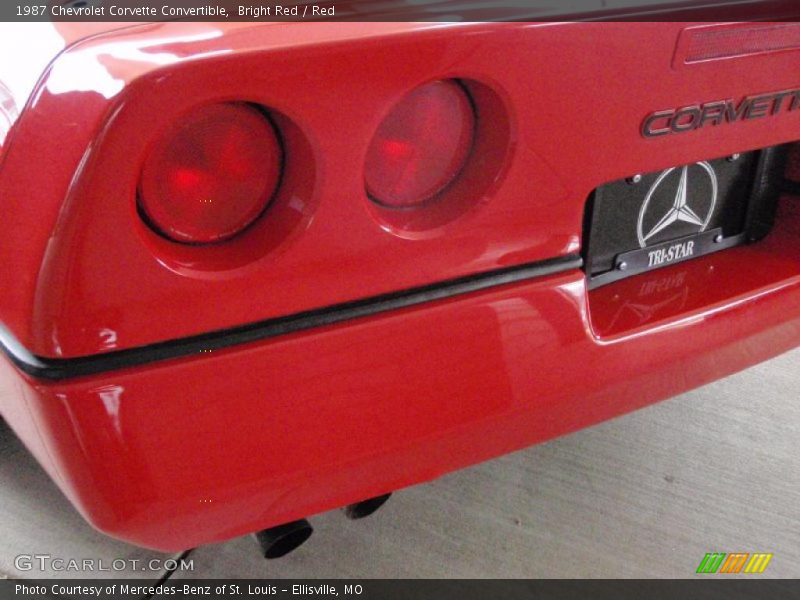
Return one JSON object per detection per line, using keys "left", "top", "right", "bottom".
{"left": 648, "top": 241, "right": 694, "bottom": 267}
{"left": 642, "top": 88, "right": 800, "bottom": 138}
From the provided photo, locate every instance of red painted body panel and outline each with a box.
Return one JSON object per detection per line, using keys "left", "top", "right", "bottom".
{"left": 2, "top": 215, "right": 799, "bottom": 550}
{"left": 2, "top": 21, "right": 800, "bottom": 358}
{"left": 1, "top": 19, "right": 799, "bottom": 550}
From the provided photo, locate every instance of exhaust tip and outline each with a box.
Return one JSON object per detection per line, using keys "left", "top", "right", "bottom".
{"left": 253, "top": 519, "right": 313, "bottom": 559}
{"left": 344, "top": 493, "right": 392, "bottom": 520}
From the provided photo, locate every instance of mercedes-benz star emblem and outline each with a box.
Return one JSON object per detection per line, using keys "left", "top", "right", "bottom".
{"left": 636, "top": 161, "right": 718, "bottom": 248}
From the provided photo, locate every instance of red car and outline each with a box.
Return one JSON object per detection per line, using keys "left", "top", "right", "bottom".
{"left": 1, "top": 7, "right": 799, "bottom": 557}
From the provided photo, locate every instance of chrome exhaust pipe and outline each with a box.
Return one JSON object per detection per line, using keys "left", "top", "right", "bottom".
{"left": 253, "top": 519, "right": 313, "bottom": 559}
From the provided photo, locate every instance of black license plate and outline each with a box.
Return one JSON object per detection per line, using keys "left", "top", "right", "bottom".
{"left": 584, "top": 146, "right": 788, "bottom": 288}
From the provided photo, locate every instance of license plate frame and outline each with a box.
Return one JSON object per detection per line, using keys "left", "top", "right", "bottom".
{"left": 584, "top": 145, "right": 788, "bottom": 289}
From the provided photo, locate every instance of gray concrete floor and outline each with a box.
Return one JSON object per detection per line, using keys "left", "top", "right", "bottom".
{"left": 1, "top": 348, "right": 798, "bottom": 579}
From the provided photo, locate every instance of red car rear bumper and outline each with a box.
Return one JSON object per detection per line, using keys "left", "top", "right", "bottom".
{"left": 2, "top": 211, "right": 799, "bottom": 550}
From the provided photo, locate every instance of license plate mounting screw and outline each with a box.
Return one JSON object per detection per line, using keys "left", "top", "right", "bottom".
{"left": 626, "top": 174, "right": 642, "bottom": 185}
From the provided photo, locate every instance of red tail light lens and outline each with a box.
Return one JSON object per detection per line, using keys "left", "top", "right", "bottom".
{"left": 139, "top": 103, "right": 282, "bottom": 244}
{"left": 364, "top": 80, "right": 475, "bottom": 208}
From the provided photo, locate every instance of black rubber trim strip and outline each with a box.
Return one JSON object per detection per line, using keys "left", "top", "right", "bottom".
{"left": 0, "top": 254, "right": 582, "bottom": 382}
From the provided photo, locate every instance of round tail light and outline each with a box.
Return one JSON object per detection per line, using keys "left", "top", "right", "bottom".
{"left": 364, "top": 80, "right": 476, "bottom": 209}
{"left": 138, "top": 103, "right": 282, "bottom": 244}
